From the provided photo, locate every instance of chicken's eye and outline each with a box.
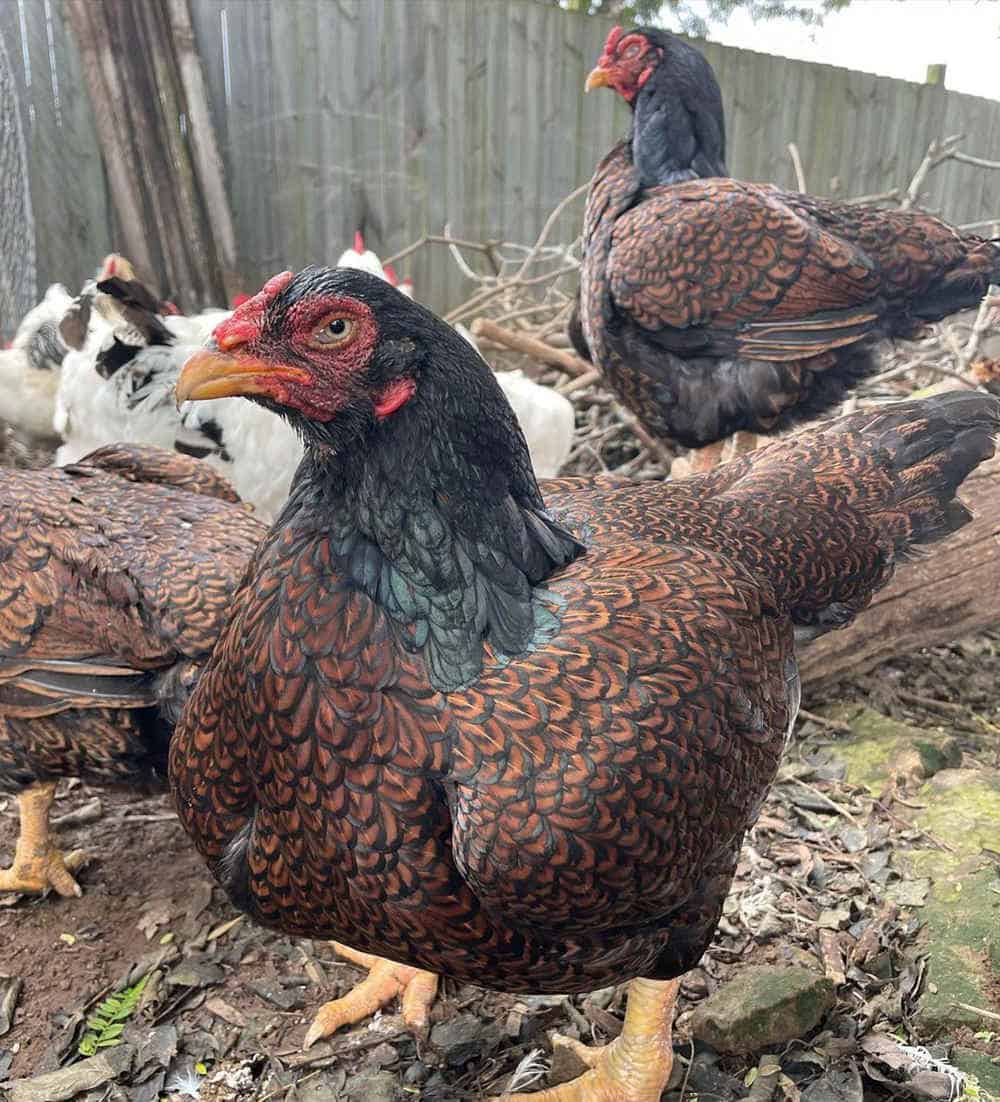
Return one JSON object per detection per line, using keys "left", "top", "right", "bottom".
{"left": 314, "top": 317, "right": 354, "bottom": 346}
{"left": 621, "top": 41, "right": 642, "bottom": 59}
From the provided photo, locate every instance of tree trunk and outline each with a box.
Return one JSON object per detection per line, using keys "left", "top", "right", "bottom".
{"left": 799, "top": 454, "right": 1000, "bottom": 688}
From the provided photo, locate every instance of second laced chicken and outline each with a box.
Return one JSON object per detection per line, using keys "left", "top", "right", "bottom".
{"left": 580, "top": 26, "right": 1000, "bottom": 470}
{"left": 0, "top": 446, "right": 263, "bottom": 897}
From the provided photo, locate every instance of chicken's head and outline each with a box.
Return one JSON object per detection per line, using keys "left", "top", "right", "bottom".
{"left": 585, "top": 26, "right": 663, "bottom": 103}
{"left": 175, "top": 266, "right": 496, "bottom": 452}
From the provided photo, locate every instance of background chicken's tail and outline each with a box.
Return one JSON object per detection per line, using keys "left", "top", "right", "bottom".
{"left": 700, "top": 390, "right": 1000, "bottom": 639}
{"left": 905, "top": 239, "right": 1000, "bottom": 325}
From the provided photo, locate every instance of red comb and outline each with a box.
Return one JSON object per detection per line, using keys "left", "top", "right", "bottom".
{"left": 601, "top": 25, "right": 625, "bottom": 61}
{"left": 230, "top": 292, "right": 251, "bottom": 308}
{"left": 354, "top": 231, "right": 365, "bottom": 254}
{"left": 383, "top": 264, "right": 399, "bottom": 286}
{"left": 213, "top": 270, "right": 293, "bottom": 350}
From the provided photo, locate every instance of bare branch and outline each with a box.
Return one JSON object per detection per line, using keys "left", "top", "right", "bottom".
{"left": 787, "top": 142, "right": 807, "bottom": 193}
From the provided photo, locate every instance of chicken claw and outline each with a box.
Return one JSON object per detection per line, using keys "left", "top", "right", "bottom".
{"left": 0, "top": 783, "right": 87, "bottom": 898}
{"left": 303, "top": 942, "right": 439, "bottom": 1048}
{"left": 499, "top": 977, "right": 681, "bottom": 1102}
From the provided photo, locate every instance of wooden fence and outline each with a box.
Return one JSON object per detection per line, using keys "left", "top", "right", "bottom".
{"left": 2, "top": 0, "right": 999, "bottom": 330}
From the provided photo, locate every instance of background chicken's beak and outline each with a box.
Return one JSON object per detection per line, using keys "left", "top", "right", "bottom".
{"left": 585, "top": 66, "right": 612, "bottom": 92}
{"left": 175, "top": 348, "right": 308, "bottom": 406}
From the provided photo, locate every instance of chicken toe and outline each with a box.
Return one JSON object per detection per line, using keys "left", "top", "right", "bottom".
{"left": 0, "top": 783, "right": 86, "bottom": 898}
{"left": 303, "top": 943, "right": 439, "bottom": 1049}
{"left": 499, "top": 977, "right": 681, "bottom": 1102}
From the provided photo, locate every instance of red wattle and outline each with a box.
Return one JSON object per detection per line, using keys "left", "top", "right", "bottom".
{"left": 373, "top": 377, "right": 416, "bottom": 420}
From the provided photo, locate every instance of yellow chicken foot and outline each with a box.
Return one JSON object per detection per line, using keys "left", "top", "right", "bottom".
{"left": 303, "top": 942, "right": 440, "bottom": 1049}
{"left": 0, "top": 782, "right": 86, "bottom": 897}
{"left": 500, "top": 977, "right": 681, "bottom": 1102}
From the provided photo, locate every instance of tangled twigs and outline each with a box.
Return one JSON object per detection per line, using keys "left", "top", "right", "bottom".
{"left": 470, "top": 319, "right": 591, "bottom": 378}
{"left": 381, "top": 233, "right": 506, "bottom": 274}
{"left": 900, "top": 133, "right": 1000, "bottom": 210}
{"left": 962, "top": 285, "right": 1000, "bottom": 368}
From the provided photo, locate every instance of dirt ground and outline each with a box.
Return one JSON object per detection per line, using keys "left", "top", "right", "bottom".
{"left": 1, "top": 631, "right": 997, "bottom": 1101}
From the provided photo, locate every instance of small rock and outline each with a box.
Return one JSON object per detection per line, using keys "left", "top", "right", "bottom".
{"left": 885, "top": 878, "right": 930, "bottom": 907}
{"left": 366, "top": 1042, "right": 399, "bottom": 1070}
{"left": 430, "top": 1011, "right": 502, "bottom": 1068}
{"left": 684, "top": 1049, "right": 748, "bottom": 1101}
{"left": 293, "top": 1068, "right": 349, "bottom": 1102}
{"left": 690, "top": 966, "right": 835, "bottom": 1054}
{"left": 402, "top": 1061, "right": 429, "bottom": 1086}
{"left": 247, "top": 981, "right": 304, "bottom": 1011}
{"left": 837, "top": 826, "right": 867, "bottom": 854}
{"left": 801, "top": 1062, "right": 863, "bottom": 1102}
{"left": 682, "top": 970, "right": 710, "bottom": 998}
{"left": 548, "top": 1034, "right": 593, "bottom": 1087}
{"left": 134, "top": 1024, "right": 177, "bottom": 1080}
{"left": 164, "top": 958, "right": 224, "bottom": 988}
{"left": 344, "top": 1070, "right": 400, "bottom": 1102}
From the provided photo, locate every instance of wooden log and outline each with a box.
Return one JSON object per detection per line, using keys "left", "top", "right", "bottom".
{"left": 800, "top": 454, "right": 1000, "bottom": 688}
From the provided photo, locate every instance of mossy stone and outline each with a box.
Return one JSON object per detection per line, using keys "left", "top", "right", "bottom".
{"left": 689, "top": 966, "right": 835, "bottom": 1054}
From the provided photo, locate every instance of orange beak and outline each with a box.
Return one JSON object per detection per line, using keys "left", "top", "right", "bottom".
{"left": 175, "top": 347, "right": 310, "bottom": 406}
{"left": 585, "top": 65, "right": 613, "bottom": 92}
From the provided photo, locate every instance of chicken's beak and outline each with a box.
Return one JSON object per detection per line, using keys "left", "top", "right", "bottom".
{"left": 585, "top": 65, "right": 612, "bottom": 92}
{"left": 175, "top": 346, "right": 310, "bottom": 406}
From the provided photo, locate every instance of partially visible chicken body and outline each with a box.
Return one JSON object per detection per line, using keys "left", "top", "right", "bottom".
{"left": 53, "top": 260, "right": 304, "bottom": 521}
{"left": 170, "top": 267, "right": 999, "bottom": 1100}
{"left": 0, "top": 445, "right": 264, "bottom": 897}
{"left": 581, "top": 27, "right": 1000, "bottom": 456}
{"left": 0, "top": 283, "right": 73, "bottom": 444}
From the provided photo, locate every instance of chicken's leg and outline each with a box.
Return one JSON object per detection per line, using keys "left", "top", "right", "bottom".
{"left": 500, "top": 976, "right": 681, "bottom": 1102}
{"left": 303, "top": 942, "right": 439, "bottom": 1049}
{"left": 0, "top": 782, "right": 85, "bottom": 897}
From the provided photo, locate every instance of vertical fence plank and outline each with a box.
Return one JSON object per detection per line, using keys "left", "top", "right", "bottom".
{"left": 5, "top": 0, "right": 998, "bottom": 319}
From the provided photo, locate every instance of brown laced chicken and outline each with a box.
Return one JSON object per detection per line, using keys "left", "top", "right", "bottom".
{"left": 171, "top": 268, "right": 999, "bottom": 1102}
{"left": 580, "top": 26, "right": 1000, "bottom": 471}
{"left": 0, "top": 445, "right": 263, "bottom": 897}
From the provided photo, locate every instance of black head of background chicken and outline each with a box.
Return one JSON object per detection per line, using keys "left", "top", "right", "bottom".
{"left": 176, "top": 266, "right": 584, "bottom": 691}
{"left": 587, "top": 25, "right": 727, "bottom": 186}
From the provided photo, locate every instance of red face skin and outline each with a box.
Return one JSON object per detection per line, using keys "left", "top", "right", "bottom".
{"left": 176, "top": 273, "right": 415, "bottom": 423}
{"left": 586, "top": 27, "right": 662, "bottom": 104}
